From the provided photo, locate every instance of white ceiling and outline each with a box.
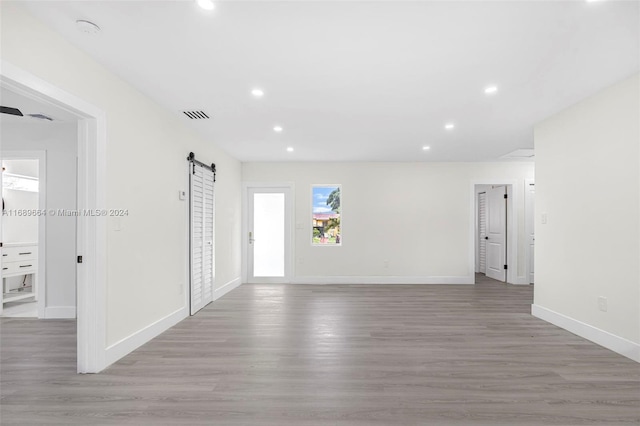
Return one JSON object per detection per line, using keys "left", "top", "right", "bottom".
{"left": 21, "top": 0, "right": 639, "bottom": 162}
{"left": 0, "top": 87, "right": 78, "bottom": 124}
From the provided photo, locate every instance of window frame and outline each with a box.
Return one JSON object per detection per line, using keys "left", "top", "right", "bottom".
{"left": 311, "top": 184, "right": 342, "bottom": 247}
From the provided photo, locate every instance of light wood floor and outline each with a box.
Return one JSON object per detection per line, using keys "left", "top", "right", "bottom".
{"left": 1, "top": 276, "right": 639, "bottom": 425}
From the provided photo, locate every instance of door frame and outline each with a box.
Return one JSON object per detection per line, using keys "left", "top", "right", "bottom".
{"left": 1, "top": 61, "right": 107, "bottom": 373}
{"left": 469, "top": 180, "right": 518, "bottom": 284}
{"left": 1, "top": 151, "right": 47, "bottom": 319}
{"left": 241, "top": 182, "right": 294, "bottom": 284}
{"left": 525, "top": 178, "right": 535, "bottom": 284}
{"left": 475, "top": 189, "right": 486, "bottom": 274}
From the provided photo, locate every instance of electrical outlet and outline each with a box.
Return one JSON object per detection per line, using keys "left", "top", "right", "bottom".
{"left": 598, "top": 296, "right": 607, "bottom": 312}
{"left": 541, "top": 213, "right": 548, "bottom": 224}
{"left": 298, "top": 257, "right": 304, "bottom": 264}
{"left": 179, "top": 282, "right": 184, "bottom": 295}
{"left": 384, "top": 260, "right": 389, "bottom": 268}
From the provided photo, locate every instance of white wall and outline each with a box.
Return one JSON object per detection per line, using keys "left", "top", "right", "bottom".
{"left": 2, "top": 123, "right": 78, "bottom": 314}
{"left": 1, "top": 4, "right": 242, "bottom": 353}
{"left": 243, "top": 162, "right": 534, "bottom": 283}
{"left": 533, "top": 73, "right": 639, "bottom": 361}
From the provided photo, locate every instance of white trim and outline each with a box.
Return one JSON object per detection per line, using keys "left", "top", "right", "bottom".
{"left": 1, "top": 60, "right": 108, "bottom": 373}
{"left": 292, "top": 275, "right": 473, "bottom": 284}
{"left": 105, "top": 306, "right": 188, "bottom": 368}
{"left": 311, "top": 183, "right": 342, "bottom": 247}
{"left": 213, "top": 277, "right": 242, "bottom": 300}
{"left": 524, "top": 178, "right": 535, "bottom": 285}
{"left": 469, "top": 179, "right": 519, "bottom": 285}
{"left": 242, "top": 182, "right": 294, "bottom": 284}
{"left": 511, "top": 276, "right": 530, "bottom": 285}
{"left": 532, "top": 304, "right": 640, "bottom": 363}
{"left": 104, "top": 277, "right": 241, "bottom": 368}
{"left": 1, "top": 151, "right": 47, "bottom": 318}
{"left": 44, "top": 306, "right": 76, "bottom": 319}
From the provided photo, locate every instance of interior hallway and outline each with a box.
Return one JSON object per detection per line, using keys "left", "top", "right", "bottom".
{"left": 1, "top": 280, "right": 638, "bottom": 425}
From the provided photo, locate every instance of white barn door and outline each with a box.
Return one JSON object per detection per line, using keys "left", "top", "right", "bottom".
{"left": 190, "top": 161, "right": 215, "bottom": 315}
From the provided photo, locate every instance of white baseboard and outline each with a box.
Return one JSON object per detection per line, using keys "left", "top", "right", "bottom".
{"left": 292, "top": 275, "right": 474, "bottom": 284}
{"left": 213, "top": 277, "right": 242, "bottom": 299}
{"left": 44, "top": 306, "right": 76, "bottom": 319}
{"left": 510, "top": 276, "right": 532, "bottom": 285}
{"left": 105, "top": 306, "right": 187, "bottom": 368}
{"left": 532, "top": 304, "right": 640, "bottom": 363}
{"left": 104, "top": 277, "right": 242, "bottom": 369}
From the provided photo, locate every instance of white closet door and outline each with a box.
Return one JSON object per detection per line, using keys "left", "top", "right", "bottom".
{"left": 478, "top": 192, "right": 487, "bottom": 274}
{"left": 190, "top": 164, "right": 215, "bottom": 315}
{"left": 486, "top": 186, "right": 507, "bottom": 282}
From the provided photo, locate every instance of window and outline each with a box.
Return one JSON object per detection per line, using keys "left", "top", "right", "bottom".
{"left": 312, "top": 185, "right": 341, "bottom": 245}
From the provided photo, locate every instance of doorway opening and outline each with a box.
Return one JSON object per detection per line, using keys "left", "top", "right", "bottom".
{"left": 1, "top": 63, "right": 106, "bottom": 373}
{"left": 1, "top": 155, "right": 45, "bottom": 318}
{"left": 472, "top": 182, "right": 517, "bottom": 284}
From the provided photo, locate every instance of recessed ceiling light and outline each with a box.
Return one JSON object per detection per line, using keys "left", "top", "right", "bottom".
{"left": 196, "top": 0, "right": 215, "bottom": 11}
{"left": 445, "top": 123, "right": 455, "bottom": 130}
{"left": 76, "top": 20, "right": 101, "bottom": 35}
{"left": 273, "top": 126, "right": 283, "bottom": 133}
{"left": 484, "top": 85, "right": 498, "bottom": 95}
{"left": 286, "top": 147, "right": 294, "bottom": 152}
{"left": 422, "top": 146, "right": 430, "bottom": 151}
{"left": 251, "top": 88, "right": 264, "bottom": 98}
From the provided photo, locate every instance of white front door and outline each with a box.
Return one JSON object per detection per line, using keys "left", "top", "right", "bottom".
{"left": 486, "top": 186, "right": 507, "bottom": 282}
{"left": 247, "top": 187, "right": 292, "bottom": 283}
{"left": 525, "top": 181, "right": 535, "bottom": 284}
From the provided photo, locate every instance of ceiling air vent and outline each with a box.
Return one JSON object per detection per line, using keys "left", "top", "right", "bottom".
{"left": 28, "top": 113, "right": 54, "bottom": 121}
{"left": 501, "top": 148, "right": 534, "bottom": 159}
{"left": 182, "top": 110, "right": 210, "bottom": 120}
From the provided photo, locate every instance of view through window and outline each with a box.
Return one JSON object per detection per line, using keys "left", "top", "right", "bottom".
{"left": 312, "top": 185, "right": 341, "bottom": 245}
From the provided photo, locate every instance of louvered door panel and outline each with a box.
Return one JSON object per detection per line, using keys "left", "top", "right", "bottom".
{"left": 202, "top": 168, "right": 215, "bottom": 305}
{"left": 190, "top": 166, "right": 204, "bottom": 314}
{"left": 190, "top": 164, "right": 215, "bottom": 315}
{"left": 478, "top": 192, "right": 487, "bottom": 274}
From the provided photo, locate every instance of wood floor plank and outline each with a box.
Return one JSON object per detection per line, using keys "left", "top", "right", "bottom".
{"left": 1, "top": 275, "right": 639, "bottom": 425}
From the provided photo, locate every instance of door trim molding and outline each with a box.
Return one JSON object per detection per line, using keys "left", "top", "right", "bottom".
{"left": 1, "top": 60, "right": 108, "bottom": 373}
{"left": 525, "top": 178, "right": 535, "bottom": 284}
{"left": 469, "top": 179, "right": 519, "bottom": 284}
{"left": 242, "top": 182, "right": 295, "bottom": 284}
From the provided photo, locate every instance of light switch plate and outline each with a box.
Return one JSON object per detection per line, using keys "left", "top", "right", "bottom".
{"left": 178, "top": 190, "right": 186, "bottom": 201}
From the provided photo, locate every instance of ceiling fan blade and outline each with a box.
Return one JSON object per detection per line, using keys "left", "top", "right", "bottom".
{"left": 0, "top": 106, "right": 24, "bottom": 116}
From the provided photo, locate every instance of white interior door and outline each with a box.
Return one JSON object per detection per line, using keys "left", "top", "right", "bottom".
{"left": 247, "top": 187, "right": 291, "bottom": 283}
{"left": 525, "top": 181, "right": 535, "bottom": 284}
{"left": 190, "top": 163, "right": 215, "bottom": 315}
{"left": 477, "top": 192, "right": 487, "bottom": 274}
{"left": 486, "top": 186, "right": 507, "bottom": 282}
